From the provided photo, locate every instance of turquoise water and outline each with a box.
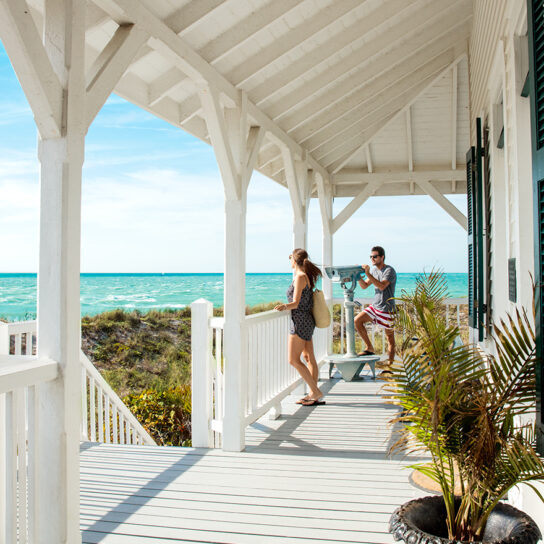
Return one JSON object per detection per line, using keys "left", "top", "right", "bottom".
{"left": 0, "top": 272, "right": 468, "bottom": 322}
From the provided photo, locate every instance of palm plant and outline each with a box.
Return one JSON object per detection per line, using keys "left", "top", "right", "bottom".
{"left": 386, "top": 271, "right": 544, "bottom": 541}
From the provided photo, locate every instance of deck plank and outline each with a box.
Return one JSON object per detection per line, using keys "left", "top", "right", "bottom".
{"left": 81, "top": 370, "right": 428, "bottom": 543}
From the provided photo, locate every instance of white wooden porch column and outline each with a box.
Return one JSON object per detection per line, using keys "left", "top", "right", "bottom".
{"left": 0, "top": 0, "right": 88, "bottom": 541}
{"left": 316, "top": 173, "right": 334, "bottom": 353}
{"left": 199, "top": 87, "right": 263, "bottom": 451}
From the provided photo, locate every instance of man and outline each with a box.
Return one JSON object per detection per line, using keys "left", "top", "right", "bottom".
{"left": 354, "top": 246, "right": 396, "bottom": 364}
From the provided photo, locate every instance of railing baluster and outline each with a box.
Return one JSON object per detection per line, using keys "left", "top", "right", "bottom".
{"left": 81, "top": 368, "right": 88, "bottom": 441}
{"left": 457, "top": 304, "right": 461, "bottom": 328}
{"left": 119, "top": 418, "right": 125, "bottom": 445}
{"left": 27, "top": 386, "right": 37, "bottom": 542}
{"left": 0, "top": 393, "right": 5, "bottom": 542}
{"left": 98, "top": 387, "right": 104, "bottom": 442}
{"left": 90, "top": 377, "right": 96, "bottom": 442}
{"left": 16, "top": 389, "right": 28, "bottom": 543}
{"left": 6, "top": 391, "right": 16, "bottom": 544}
{"left": 105, "top": 399, "right": 111, "bottom": 443}
{"left": 113, "top": 406, "right": 118, "bottom": 444}
{"left": 340, "top": 304, "right": 345, "bottom": 353}
{"left": 14, "top": 334, "right": 22, "bottom": 356}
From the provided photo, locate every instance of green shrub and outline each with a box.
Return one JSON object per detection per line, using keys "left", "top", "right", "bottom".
{"left": 123, "top": 386, "right": 192, "bottom": 447}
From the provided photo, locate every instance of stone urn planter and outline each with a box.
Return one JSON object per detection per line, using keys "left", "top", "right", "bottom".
{"left": 389, "top": 496, "right": 542, "bottom": 544}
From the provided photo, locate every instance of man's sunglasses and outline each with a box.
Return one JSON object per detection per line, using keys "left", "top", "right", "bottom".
{"left": 370, "top": 254, "right": 382, "bottom": 259}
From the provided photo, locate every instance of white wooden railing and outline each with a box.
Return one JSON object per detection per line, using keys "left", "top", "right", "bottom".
{"left": 0, "top": 354, "right": 59, "bottom": 543}
{"left": 191, "top": 300, "right": 330, "bottom": 448}
{"left": 0, "top": 321, "right": 155, "bottom": 446}
{"left": 80, "top": 352, "right": 155, "bottom": 445}
{"left": 333, "top": 297, "right": 468, "bottom": 354}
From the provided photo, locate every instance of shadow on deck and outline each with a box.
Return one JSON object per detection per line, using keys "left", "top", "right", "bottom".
{"left": 80, "top": 367, "right": 427, "bottom": 544}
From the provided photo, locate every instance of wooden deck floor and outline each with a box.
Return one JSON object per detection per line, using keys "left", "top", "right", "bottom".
{"left": 80, "top": 367, "right": 428, "bottom": 543}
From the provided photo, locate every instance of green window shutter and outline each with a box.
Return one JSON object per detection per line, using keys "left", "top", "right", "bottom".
{"left": 466, "top": 120, "right": 485, "bottom": 340}
{"left": 483, "top": 124, "right": 493, "bottom": 336}
{"left": 466, "top": 147, "right": 477, "bottom": 330}
{"left": 475, "top": 118, "right": 485, "bottom": 342}
{"left": 527, "top": 0, "right": 544, "bottom": 454}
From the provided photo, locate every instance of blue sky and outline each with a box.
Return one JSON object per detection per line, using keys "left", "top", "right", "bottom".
{"left": 0, "top": 42, "right": 467, "bottom": 273}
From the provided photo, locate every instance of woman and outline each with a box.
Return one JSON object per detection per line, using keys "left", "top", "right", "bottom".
{"left": 274, "top": 248, "right": 325, "bottom": 406}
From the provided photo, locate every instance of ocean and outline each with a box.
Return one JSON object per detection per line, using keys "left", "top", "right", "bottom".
{"left": 0, "top": 272, "right": 468, "bottom": 322}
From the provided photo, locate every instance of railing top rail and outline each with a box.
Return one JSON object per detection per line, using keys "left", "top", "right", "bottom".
{"left": 0, "top": 320, "right": 37, "bottom": 334}
{"left": 210, "top": 317, "right": 225, "bottom": 329}
{"left": 0, "top": 355, "right": 58, "bottom": 393}
{"left": 245, "top": 308, "right": 286, "bottom": 325}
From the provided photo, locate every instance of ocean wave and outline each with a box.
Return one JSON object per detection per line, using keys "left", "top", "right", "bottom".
{"left": 105, "top": 294, "right": 157, "bottom": 302}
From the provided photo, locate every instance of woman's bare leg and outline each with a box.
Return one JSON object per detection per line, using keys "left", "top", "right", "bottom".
{"left": 289, "top": 334, "right": 322, "bottom": 399}
{"left": 303, "top": 341, "right": 319, "bottom": 382}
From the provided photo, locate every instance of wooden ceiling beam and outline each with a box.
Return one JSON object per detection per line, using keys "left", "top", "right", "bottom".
{"left": 333, "top": 168, "right": 466, "bottom": 184}
{"left": 333, "top": 179, "right": 467, "bottom": 197}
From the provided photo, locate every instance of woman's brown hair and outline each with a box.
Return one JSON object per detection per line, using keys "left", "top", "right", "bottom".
{"left": 291, "top": 248, "right": 322, "bottom": 289}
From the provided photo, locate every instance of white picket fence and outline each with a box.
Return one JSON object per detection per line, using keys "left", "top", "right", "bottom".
{"left": 191, "top": 300, "right": 330, "bottom": 448}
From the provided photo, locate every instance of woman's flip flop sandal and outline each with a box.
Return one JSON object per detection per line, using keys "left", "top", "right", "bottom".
{"left": 296, "top": 396, "right": 311, "bottom": 404}
{"left": 301, "top": 399, "right": 326, "bottom": 406}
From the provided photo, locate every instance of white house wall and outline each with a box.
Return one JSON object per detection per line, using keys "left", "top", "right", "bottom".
{"left": 470, "top": 0, "right": 543, "bottom": 530}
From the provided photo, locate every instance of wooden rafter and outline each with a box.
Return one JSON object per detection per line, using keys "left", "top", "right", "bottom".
{"left": 451, "top": 63, "right": 458, "bottom": 170}
{"left": 406, "top": 107, "right": 413, "bottom": 171}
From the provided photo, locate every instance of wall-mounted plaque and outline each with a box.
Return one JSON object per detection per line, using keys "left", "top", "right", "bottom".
{"left": 508, "top": 258, "right": 517, "bottom": 303}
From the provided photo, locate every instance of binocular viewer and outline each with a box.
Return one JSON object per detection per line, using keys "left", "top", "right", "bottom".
{"left": 324, "top": 265, "right": 365, "bottom": 296}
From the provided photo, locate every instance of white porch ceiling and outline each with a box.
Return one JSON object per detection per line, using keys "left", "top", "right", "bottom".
{"left": 27, "top": 0, "right": 473, "bottom": 198}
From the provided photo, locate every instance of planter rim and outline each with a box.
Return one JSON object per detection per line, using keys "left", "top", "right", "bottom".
{"left": 389, "top": 495, "right": 542, "bottom": 544}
